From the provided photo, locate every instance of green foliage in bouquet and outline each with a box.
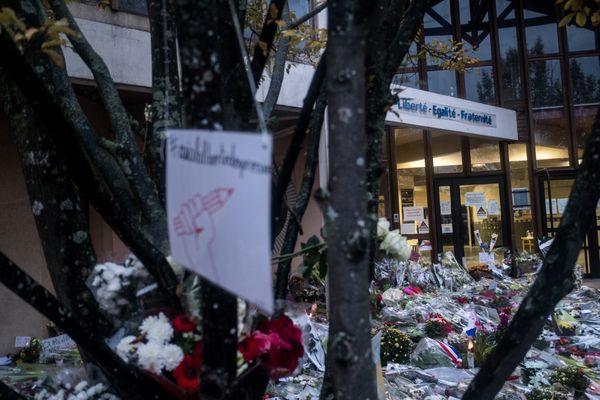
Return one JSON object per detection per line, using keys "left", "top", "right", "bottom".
{"left": 380, "top": 325, "right": 413, "bottom": 365}
{"left": 474, "top": 332, "right": 496, "bottom": 366}
{"left": 14, "top": 338, "right": 42, "bottom": 363}
{"left": 551, "top": 367, "right": 589, "bottom": 397}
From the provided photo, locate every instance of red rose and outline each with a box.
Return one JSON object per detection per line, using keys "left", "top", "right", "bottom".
{"left": 171, "top": 315, "right": 197, "bottom": 333}
{"left": 173, "top": 355, "right": 200, "bottom": 392}
{"left": 244, "top": 315, "right": 304, "bottom": 378}
{"left": 238, "top": 331, "right": 272, "bottom": 363}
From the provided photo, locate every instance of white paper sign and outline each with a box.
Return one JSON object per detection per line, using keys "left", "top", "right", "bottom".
{"left": 479, "top": 252, "right": 495, "bottom": 264}
{"left": 403, "top": 206, "right": 424, "bottom": 221}
{"left": 465, "top": 192, "right": 486, "bottom": 207}
{"left": 401, "top": 223, "right": 416, "bottom": 235}
{"left": 487, "top": 200, "right": 500, "bottom": 215}
{"left": 14, "top": 336, "right": 31, "bottom": 348}
{"left": 440, "top": 200, "right": 451, "bottom": 215}
{"left": 167, "top": 130, "right": 274, "bottom": 313}
{"left": 441, "top": 223, "right": 453, "bottom": 234}
{"left": 41, "top": 334, "right": 76, "bottom": 353}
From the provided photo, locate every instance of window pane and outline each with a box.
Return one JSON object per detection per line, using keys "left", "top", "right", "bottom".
{"left": 567, "top": 23, "right": 600, "bottom": 52}
{"left": 288, "top": 0, "right": 309, "bottom": 19}
{"left": 459, "top": 1, "right": 492, "bottom": 60}
{"left": 424, "top": 0, "right": 453, "bottom": 66}
{"left": 392, "top": 72, "right": 420, "bottom": 89}
{"left": 470, "top": 137, "right": 501, "bottom": 171}
{"left": 395, "top": 128, "right": 428, "bottom": 244}
{"left": 523, "top": 1, "right": 558, "bottom": 55}
{"left": 575, "top": 105, "right": 600, "bottom": 161}
{"left": 508, "top": 143, "right": 534, "bottom": 253}
{"left": 427, "top": 69, "right": 457, "bottom": 97}
{"left": 529, "top": 59, "right": 563, "bottom": 108}
{"left": 431, "top": 131, "right": 463, "bottom": 174}
{"left": 496, "top": 0, "right": 523, "bottom": 101}
{"left": 113, "top": 0, "right": 147, "bottom": 15}
{"left": 464, "top": 67, "right": 495, "bottom": 104}
{"left": 570, "top": 56, "right": 600, "bottom": 106}
{"left": 532, "top": 108, "right": 570, "bottom": 168}
{"left": 571, "top": 56, "right": 600, "bottom": 161}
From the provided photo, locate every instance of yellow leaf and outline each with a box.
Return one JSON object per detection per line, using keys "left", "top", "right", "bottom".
{"left": 559, "top": 12, "right": 575, "bottom": 27}
{"left": 42, "top": 38, "right": 65, "bottom": 49}
{"left": 576, "top": 11, "right": 587, "bottom": 26}
{"left": 591, "top": 12, "right": 600, "bottom": 25}
{"left": 48, "top": 25, "right": 77, "bottom": 37}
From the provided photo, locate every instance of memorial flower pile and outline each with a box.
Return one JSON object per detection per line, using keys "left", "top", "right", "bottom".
{"left": 238, "top": 314, "right": 304, "bottom": 378}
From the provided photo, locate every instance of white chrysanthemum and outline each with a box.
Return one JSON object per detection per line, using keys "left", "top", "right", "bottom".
{"left": 116, "top": 336, "right": 138, "bottom": 361}
{"left": 136, "top": 342, "right": 165, "bottom": 373}
{"left": 136, "top": 342, "right": 183, "bottom": 373}
{"left": 377, "top": 217, "right": 390, "bottom": 239}
{"left": 380, "top": 230, "right": 412, "bottom": 261}
{"left": 160, "top": 344, "right": 184, "bottom": 371}
{"left": 140, "top": 313, "right": 173, "bottom": 344}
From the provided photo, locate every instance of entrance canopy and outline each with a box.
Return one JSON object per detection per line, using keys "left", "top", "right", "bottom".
{"left": 386, "top": 86, "right": 518, "bottom": 141}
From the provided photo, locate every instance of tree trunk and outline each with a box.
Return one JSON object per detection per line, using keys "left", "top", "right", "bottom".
{"left": 321, "top": 1, "right": 377, "bottom": 399}
{"left": 145, "top": 0, "right": 182, "bottom": 208}
{"left": 175, "top": 1, "right": 238, "bottom": 398}
{"left": 0, "top": 69, "right": 111, "bottom": 333}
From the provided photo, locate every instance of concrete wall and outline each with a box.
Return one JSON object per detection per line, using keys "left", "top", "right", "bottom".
{"left": 0, "top": 119, "right": 53, "bottom": 356}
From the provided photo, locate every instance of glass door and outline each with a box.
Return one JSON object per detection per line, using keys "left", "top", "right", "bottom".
{"left": 434, "top": 177, "right": 509, "bottom": 268}
{"left": 538, "top": 173, "right": 600, "bottom": 277}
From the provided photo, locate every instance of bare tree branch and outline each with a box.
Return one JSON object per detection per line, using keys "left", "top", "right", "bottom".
{"left": 0, "top": 67, "right": 112, "bottom": 333}
{"left": 263, "top": 2, "right": 290, "bottom": 121}
{"left": 250, "top": 0, "right": 287, "bottom": 86}
{"left": 50, "top": 0, "right": 167, "bottom": 234}
{"left": 463, "top": 110, "right": 600, "bottom": 400}
{"left": 0, "top": 29, "right": 182, "bottom": 310}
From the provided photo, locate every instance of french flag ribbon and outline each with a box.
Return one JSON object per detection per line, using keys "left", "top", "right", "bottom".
{"left": 435, "top": 340, "right": 463, "bottom": 367}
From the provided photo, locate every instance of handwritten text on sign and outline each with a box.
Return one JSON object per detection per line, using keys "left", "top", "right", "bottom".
{"left": 167, "top": 130, "right": 273, "bottom": 314}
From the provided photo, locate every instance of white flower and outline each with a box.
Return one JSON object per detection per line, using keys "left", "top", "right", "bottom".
{"left": 140, "top": 313, "right": 173, "bottom": 344}
{"left": 136, "top": 342, "right": 183, "bottom": 373}
{"left": 160, "top": 344, "right": 184, "bottom": 371}
{"left": 380, "top": 230, "right": 411, "bottom": 261}
{"left": 136, "top": 342, "right": 165, "bottom": 373}
{"left": 377, "top": 218, "right": 390, "bottom": 239}
{"left": 116, "top": 336, "right": 138, "bottom": 361}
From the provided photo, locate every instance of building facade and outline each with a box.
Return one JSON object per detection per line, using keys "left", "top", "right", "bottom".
{"left": 380, "top": 0, "right": 600, "bottom": 276}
